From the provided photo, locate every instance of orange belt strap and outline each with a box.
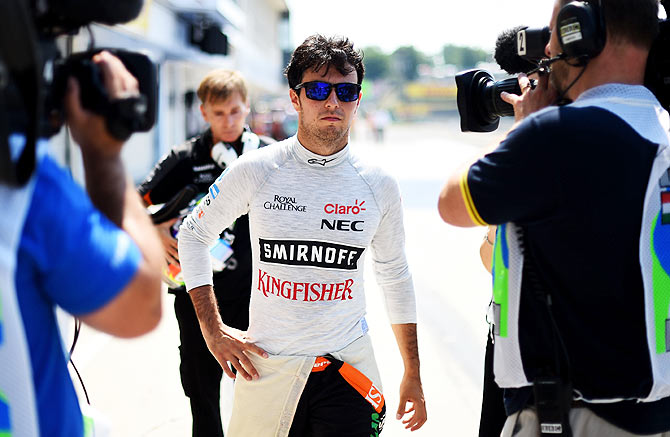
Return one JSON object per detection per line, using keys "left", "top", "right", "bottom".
{"left": 338, "top": 362, "right": 385, "bottom": 413}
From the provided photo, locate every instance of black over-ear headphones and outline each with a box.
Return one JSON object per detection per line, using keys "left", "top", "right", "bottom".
{"left": 556, "top": 0, "right": 607, "bottom": 63}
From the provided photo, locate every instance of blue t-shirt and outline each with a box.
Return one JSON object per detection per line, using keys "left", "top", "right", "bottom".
{"left": 14, "top": 155, "right": 141, "bottom": 436}
{"left": 467, "top": 102, "right": 670, "bottom": 433}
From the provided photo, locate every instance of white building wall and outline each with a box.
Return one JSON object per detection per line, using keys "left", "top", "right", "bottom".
{"left": 227, "top": 0, "right": 286, "bottom": 93}
{"left": 48, "top": 0, "right": 288, "bottom": 184}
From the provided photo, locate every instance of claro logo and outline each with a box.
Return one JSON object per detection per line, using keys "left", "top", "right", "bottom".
{"left": 324, "top": 199, "right": 366, "bottom": 215}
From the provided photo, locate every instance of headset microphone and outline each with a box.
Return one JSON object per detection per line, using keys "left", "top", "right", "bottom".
{"left": 210, "top": 131, "right": 261, "bottom": 169}
{"left": 211, "top": 143, "right": 239, "bottom": 169}
{"left": 542, "top": 54, "right": 566, "bottom": 65}
{"left": 536, "top": 53, "right": 567, "bottom": 71}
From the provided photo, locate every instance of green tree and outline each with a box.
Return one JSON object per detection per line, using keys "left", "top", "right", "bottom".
{"left": 391, "top": 46, "right": 426, "bottom": 81}
{"left": 442, "top": 44, "right": 489, "bottom": 69}
{"left": 362, "top": 46, "right": 390, "bottom": 81}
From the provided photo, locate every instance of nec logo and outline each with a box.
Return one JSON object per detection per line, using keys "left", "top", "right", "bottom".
{"left": 321, "top": 219, "right": 364, "bottom": 232}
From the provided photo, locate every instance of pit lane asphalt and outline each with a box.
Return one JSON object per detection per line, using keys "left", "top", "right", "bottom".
{"left": 69, "top": 119, "right": 511, "bottom": 436}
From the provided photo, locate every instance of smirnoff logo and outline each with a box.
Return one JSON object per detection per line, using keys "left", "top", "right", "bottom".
{"left": 259, "top": 238, "right": 364, "bottom": 270}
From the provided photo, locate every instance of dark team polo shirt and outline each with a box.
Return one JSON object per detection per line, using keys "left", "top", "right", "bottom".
{"left": 465, "top": 104, "right": 670, "bottom": 434}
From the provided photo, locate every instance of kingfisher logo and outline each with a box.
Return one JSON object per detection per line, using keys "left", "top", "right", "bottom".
{"left": 324, "top": 199, "right": 366, "bottom": 215}
{"left": 264, "top": 195, "right": 307, "bottom": 212}
{"left": 257, "top": 269, "right": 355, "bottom": 301}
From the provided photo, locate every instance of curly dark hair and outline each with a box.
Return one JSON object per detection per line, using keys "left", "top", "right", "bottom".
{"left": 284, "top": 34, "right": 365, "bottom": 89}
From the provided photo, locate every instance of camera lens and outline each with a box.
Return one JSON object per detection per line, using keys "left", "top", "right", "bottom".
{"left": 456, "top": 69, "right": 523, "bottom": 132}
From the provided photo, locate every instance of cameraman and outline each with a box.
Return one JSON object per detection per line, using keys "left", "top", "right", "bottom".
{"left": 438, "top": 0, "right": 670, "bottom": 436}
{"left": 0, "top": 50, "right": 163, "bottom": 436}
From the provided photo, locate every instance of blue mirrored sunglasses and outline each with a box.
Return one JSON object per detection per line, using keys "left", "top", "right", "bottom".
{"left": 293, "top": 81, "right": 361, "bottom": 102}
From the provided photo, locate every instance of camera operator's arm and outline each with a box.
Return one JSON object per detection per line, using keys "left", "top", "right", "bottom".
{"left": 438, "top": 159, "right": 489, "bottom": 227}
{"left": 480, "top": 226, "right": 497, "bottom": 273}
{"left": 439, "top": 72, "right": 557, "bottom": 227}
{"left": 439, "top": 96, "right": 556, "bottom": 229}
{"left": 65, "top": 51, "right": 163, "bottom": 337}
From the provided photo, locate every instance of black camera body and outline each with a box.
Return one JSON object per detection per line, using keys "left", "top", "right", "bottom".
{"left": 0, "top": 0, "right": 156, "bottom": 185}
{"left": 457, "top": 0, "right": 670, "bottom": 132}
{"left": 49, "top": 48, "right": 157, "bottom": 140}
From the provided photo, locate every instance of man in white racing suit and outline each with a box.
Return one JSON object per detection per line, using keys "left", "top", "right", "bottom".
{"left": 178, "top": 34, "right": 427, "bottom": 436}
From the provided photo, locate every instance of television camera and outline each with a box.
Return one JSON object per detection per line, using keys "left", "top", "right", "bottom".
{"left": 456, "top": 0, "right": 670, "bottom": 132}
{"left": 0, "top": 0, "right": 158, "bottom": 185}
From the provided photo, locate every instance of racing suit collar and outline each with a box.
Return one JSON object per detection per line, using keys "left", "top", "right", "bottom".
{"left": 292, "top": 136, "right": 350, "bottom": 168}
